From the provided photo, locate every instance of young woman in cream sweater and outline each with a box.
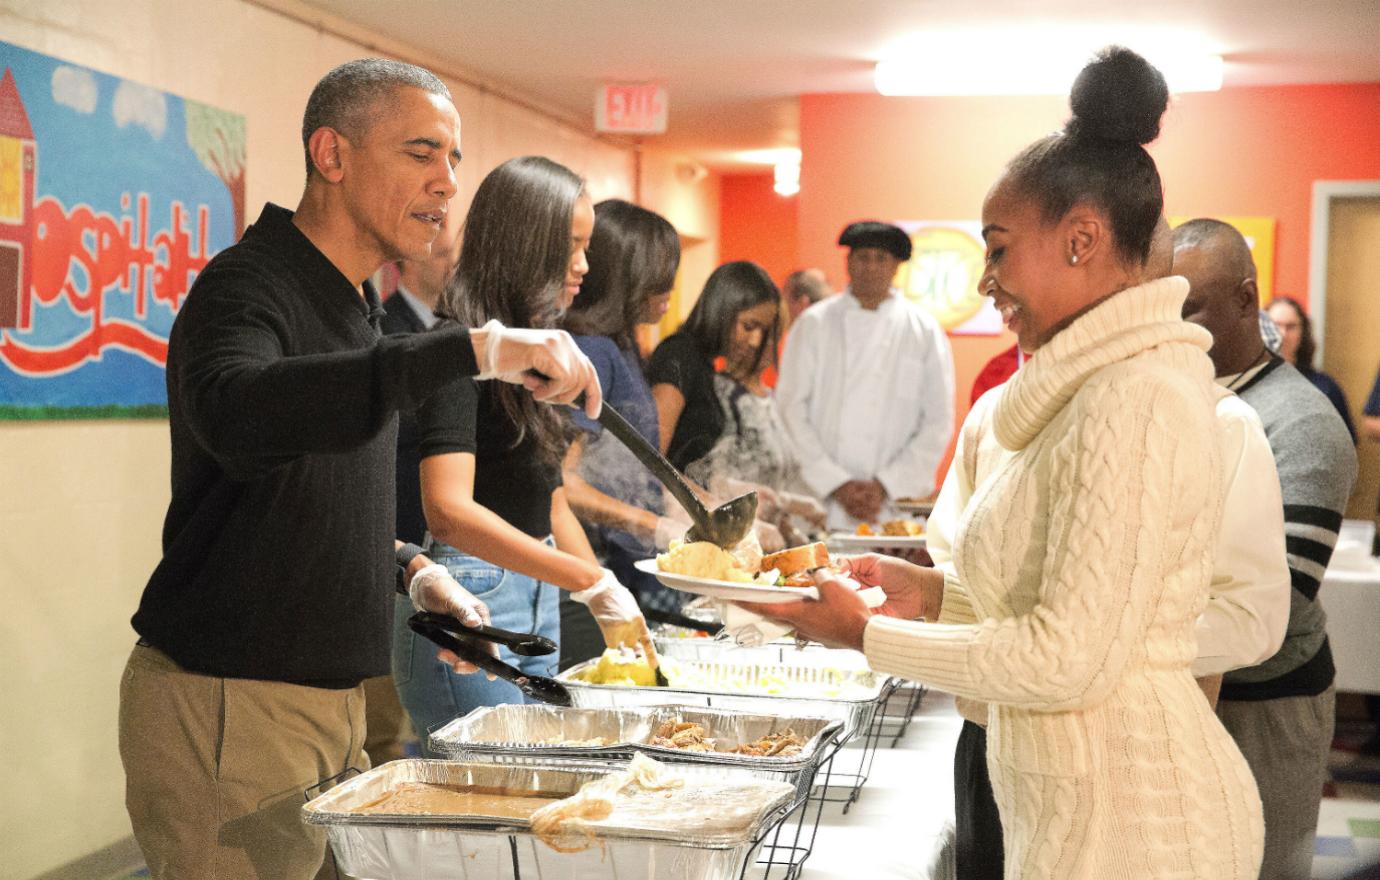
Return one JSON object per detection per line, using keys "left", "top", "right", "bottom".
{"left": 744, "top": 47, "right": 1264, "bottom": 879}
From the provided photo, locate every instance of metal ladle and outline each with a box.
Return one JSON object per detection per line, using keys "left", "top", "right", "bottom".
{"left": 593, "top": 400, "right": 757, "bottom": 550}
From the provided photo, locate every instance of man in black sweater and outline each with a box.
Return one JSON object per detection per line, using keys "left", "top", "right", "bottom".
{"left": 119, "top": 59, "right": 603, "bottom": 880}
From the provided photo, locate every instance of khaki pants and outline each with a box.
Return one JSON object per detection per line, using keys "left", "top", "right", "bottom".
{"left": 361, "top": 674, "right": 409, "bottom": 765}
{"left": 119, "top": 644, "right": 368, "bottom": 880}
{"left": 1219, "top": 687, "right": 1335, "bottom": 880}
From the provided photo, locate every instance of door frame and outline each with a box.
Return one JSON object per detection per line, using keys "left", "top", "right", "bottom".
{"left": 1309, "top": 180, "right": 1380, "bottom": 362}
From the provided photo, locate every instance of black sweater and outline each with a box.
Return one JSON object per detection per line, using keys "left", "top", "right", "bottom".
{"left": 131, "top": 204, "right": 479, "bottom": 686}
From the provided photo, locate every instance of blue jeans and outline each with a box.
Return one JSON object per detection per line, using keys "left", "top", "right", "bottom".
{"left": 391, "top": 541, "right": 560, "bottom": 756}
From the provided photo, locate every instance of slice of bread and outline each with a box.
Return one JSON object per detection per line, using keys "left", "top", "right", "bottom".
{"left": 759, "top": 541, "right": 830, "bottom": 576}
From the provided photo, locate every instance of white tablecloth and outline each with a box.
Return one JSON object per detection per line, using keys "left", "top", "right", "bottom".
{"left": 795, "top": 691, "right": 962, "bottom": 880}
{"left": 1321, "top": 520, "right": 1380, "bottom": 694}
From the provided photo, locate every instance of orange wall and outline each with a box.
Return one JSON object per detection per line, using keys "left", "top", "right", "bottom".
{"left": 799, "top": 83, "right": 1380, "bottom": 306}
{"left": 786, "top": 82, "right": 1380, "bottom": 486}
{"left": 719, "top": 172, "right": 799, "bottom": 287}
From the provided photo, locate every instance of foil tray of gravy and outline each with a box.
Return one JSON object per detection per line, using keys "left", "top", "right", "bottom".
{"left": 429, "top": 705, "right": 843, "bottom": 804}
{"left": 302, "top": 759, "right": 794, "bottom": 880}
{"left": 557, "top": 655, "right": 889, "bottom": 740}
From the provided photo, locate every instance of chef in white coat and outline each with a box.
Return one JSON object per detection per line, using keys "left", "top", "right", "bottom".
{"left": 776, "top": 221, "right": 956, "bottom": 529}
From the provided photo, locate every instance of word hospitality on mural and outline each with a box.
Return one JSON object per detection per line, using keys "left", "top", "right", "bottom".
{"left": 2, "top": 193, "right": 212, "bottom": 375}
{"left": 0, "top": 40, "right": 244, "bottom": 418}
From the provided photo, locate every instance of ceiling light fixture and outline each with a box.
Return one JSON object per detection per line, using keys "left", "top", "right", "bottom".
{"left": 735, "top": 147, "right": 802, "bottom": 166}
{"left": 773, "top": 160, "right": 800, "bottom": 197}
{"left": 874, "top": 31, "right": 1224, "bottom": 96}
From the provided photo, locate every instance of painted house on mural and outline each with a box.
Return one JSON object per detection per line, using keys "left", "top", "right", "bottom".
{"left": 0, "top": 67, "right": 35, "bottom": 330}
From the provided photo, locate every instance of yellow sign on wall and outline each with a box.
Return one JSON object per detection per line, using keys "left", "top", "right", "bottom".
{"left": 894, "top": 221, "right": 1002, "bottom": 334}
{"left": 1170, "top": 216, "right": 1277, "bottom": 304}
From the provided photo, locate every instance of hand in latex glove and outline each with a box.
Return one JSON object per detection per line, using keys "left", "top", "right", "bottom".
{"left": 724, "top": 478, "right": 780, "bottom": 519}
{"left": 472, "top": 319, "right": 602, "bottom": 418}
{"left": 780, "top": 491, "right": 828, "bottom": 530}
{"left": 653, "top": 515, "right": 689, "bottom": 551}
{"left": 754, "top": 519, "right": 786, "bottom": 554}
{"left": 408, "top": 563, "right": 499, "bottom": 675}
{"left": 837, "top": 553, "right": 944, "bottom": 621}
{"left": 571, "top": 569, "right": 661, "bottom": 668}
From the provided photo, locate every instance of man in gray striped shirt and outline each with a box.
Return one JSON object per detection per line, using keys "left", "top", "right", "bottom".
{"left": 1176, "top": 218, "right": 1358, "bottom": 880}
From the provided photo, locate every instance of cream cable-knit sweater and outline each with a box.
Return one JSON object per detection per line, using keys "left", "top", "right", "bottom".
{"left": 863, "top": 278, "right": 1263, "bottom": 879}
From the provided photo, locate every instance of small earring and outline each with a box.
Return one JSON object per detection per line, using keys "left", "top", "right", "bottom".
{"left": 1070, "top": 254, "right": 1079, "bottom": 265}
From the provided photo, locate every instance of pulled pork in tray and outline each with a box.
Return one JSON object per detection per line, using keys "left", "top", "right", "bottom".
{"left": 649, "top": 719, "right": 717, "bottom": 752}
{"left": 648, "top": 718, "right": 806, "bottom": 757}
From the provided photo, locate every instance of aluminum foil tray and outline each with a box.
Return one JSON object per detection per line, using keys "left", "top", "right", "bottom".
{"left": 429, "top": 705, "right": 842, "bottom": 803}
{"left": 303, "top": 759, "right": 794, "bottom": 880}
{"left": 558, "top": 656, "right": 887, "bottom": 739}
{"left": 652, "top": 638, "right": 874, "bottom": 667}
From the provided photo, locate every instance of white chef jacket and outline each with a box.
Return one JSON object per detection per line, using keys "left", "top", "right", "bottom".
{"left": 927, "top": 384, "right": 1289, "bottom": 680}
{"left": 776, "top": 287, "right": 955, "bottom": 529}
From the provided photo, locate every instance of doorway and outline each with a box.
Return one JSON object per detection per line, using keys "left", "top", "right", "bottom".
{"left": 1314, "top": 186, "right": 1380, "bottom": 519}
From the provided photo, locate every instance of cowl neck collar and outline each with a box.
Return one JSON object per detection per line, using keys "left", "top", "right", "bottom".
{"left": 992, "top": 276, "right": 1212, "bottom": 451}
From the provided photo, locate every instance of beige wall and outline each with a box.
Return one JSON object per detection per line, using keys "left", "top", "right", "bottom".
{"left": 0, "top": 1, "right": 715, "bottom": 876}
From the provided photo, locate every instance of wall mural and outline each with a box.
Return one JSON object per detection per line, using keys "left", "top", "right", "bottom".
{"left": 0, "top": 40, "right": 244, "bottom": 419}
{"left": 894, "top": 220, "right": 1001, "bottom": 336}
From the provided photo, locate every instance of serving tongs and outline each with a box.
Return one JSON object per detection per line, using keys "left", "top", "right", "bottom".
{"left": 407, "top": 612, "right": 573, "bottom": 706}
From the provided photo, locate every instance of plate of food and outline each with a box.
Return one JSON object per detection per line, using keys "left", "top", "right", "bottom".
{"left": 893, "top": 497, "right": 935, "bottom": 516}
{"left": 828, "top": 519, "right": 927, "bottom": 550}
{"left": 636, "top": 541, "right": 884, "bottom": 606}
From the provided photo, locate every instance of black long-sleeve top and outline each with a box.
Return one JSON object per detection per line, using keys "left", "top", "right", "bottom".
{"left": 416, "top": 358, "right": 563, "bottom": 539}
{"left": 131, "top": 204, "right": 479, "bottom": 686}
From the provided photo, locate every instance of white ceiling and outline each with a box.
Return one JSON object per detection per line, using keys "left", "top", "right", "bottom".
{"left": 295, "top": 0, "right": 1380, "bottom": 169}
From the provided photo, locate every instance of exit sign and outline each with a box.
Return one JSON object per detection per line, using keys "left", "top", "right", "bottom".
{"left": 595, "top": 84, "right": 668, "bottom": 134}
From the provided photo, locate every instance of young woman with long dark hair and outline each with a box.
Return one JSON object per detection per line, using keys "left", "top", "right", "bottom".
{"left": 647, "top": 261, "right": 782, "bottom": 474}
{"left": 555, "top": 201, "right": 688, "bottom": 643}
{"left": 391, "top": 157, "right": 653, "bottom": 745}
{"left": 646, "top": 261, "right": 815, "bottom": 548}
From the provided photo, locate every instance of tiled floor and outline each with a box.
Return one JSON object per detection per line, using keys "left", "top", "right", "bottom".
{"left": 1313, "top": 721, "right": 1380, "bottom": 879}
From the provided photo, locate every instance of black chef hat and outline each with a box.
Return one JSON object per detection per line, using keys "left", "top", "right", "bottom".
{"left": 838, "top": 221, "right": 912, "bottom": 261}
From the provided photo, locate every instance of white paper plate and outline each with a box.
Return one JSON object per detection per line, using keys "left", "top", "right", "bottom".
{"left": 827, "top": 532, "right": 927, "bottom": 550}
{"left": 634, "top": 559, "right": 886, "bottom": 607}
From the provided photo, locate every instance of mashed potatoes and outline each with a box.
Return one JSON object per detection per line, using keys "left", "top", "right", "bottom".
{"left": 572, "top": 648, "right": 660, "bottom": 686}
{"left": 656, "top": 540, "right": 756, "bottom": 583}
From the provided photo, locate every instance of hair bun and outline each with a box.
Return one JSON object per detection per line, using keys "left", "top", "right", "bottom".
{"left": 1066, "top": 46, "right": 1169, "bottom": 146}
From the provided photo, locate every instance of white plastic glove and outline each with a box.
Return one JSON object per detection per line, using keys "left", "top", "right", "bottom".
{"left": 753, "top": 519, "right": 786, "bottom": 554}
{"left": 571, "top": 569, "right": 660, "bottom": 667}
{"left": 780, "top": 491, "right": 828, "bottom": 530}
{"left": 724, "top": 477, "right": 781, "bottom": 520}
{"left": 654, "top": 515, "right": 689, "bottom": 551}
{"left": 472, "top": 318, "right": 603, "bottom": 418}
{"left": 408, "top": 563, "right": 498, "bottom": 675}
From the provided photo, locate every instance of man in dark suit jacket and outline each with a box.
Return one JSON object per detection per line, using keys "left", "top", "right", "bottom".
{"left": 368, "top": 211, "right": 463, "bottom": 763}
{"left": 381, "top": 212, "right": 462, "bottom": 544}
